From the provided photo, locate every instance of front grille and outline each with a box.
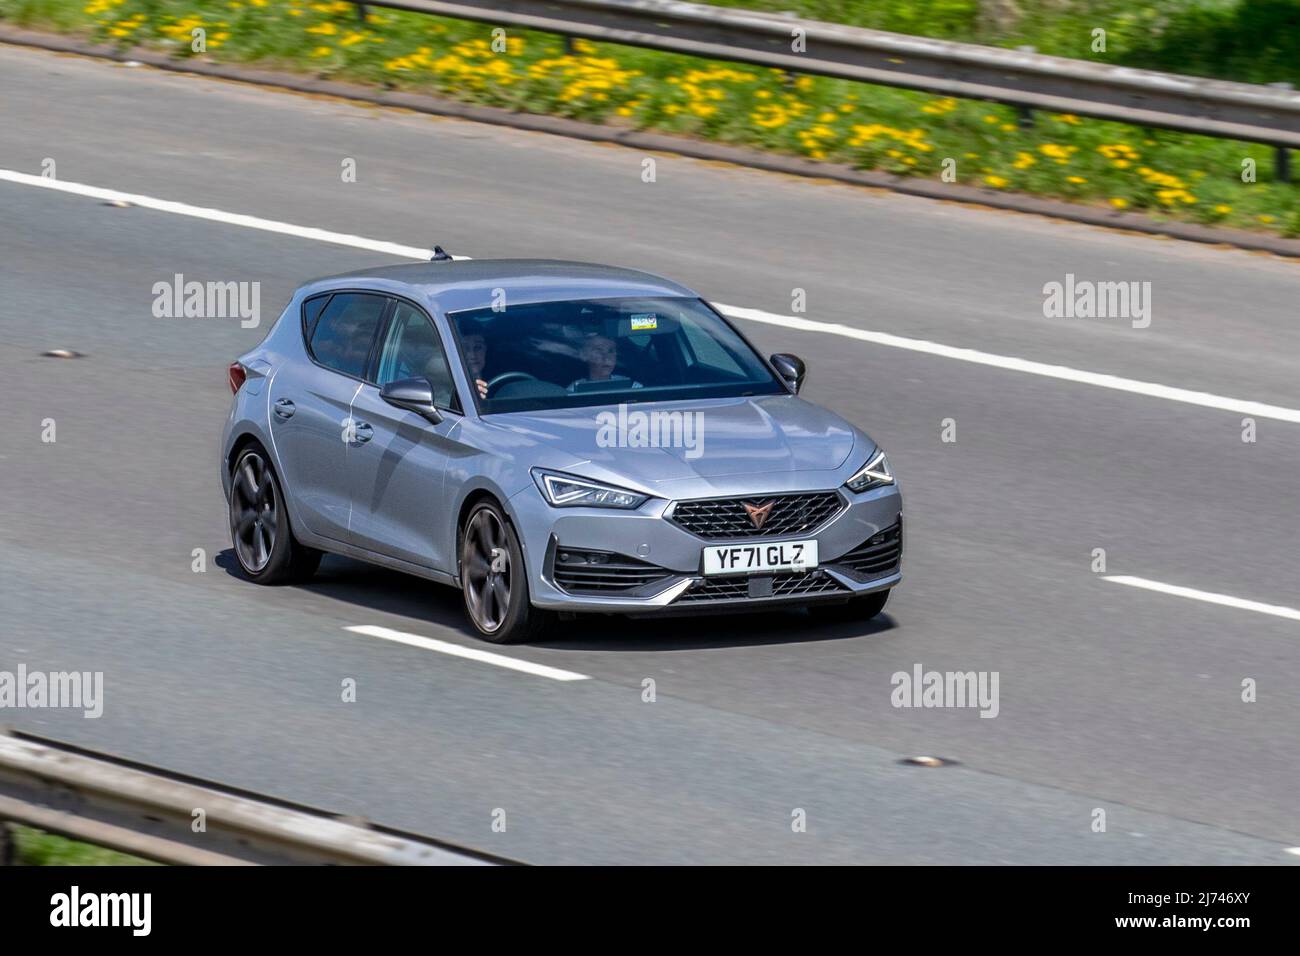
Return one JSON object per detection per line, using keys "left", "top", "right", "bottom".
{"left": 834, "top": 521, "right": 902, "bottom": 577}
{"left": 552, "top": 548, "right": 673, "bottom": 594}
{"left": 668, "top": 490, "right": 844, "bottom": 540}
{"left": 676, "top": 570, "right": 846, "bottom": 603}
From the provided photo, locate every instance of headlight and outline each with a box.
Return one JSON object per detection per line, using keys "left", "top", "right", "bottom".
{"left": 844, "top": 448, "right": 893, "bottom": 493}
{"left": 531, "top": 469, "right": 648, "bottom": 509}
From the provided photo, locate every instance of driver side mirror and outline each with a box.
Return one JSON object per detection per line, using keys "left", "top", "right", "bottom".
{"left": 770, "top": 353, "right": 806, "bottom": 394}
{"left": 379, "top": 377, "right": 443, "bottom": 424}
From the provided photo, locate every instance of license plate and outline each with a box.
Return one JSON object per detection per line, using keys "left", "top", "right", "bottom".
{"left": 702, "top": 539, "right": 818, "bottom": 576}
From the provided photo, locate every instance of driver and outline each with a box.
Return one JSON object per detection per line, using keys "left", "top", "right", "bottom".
{"left": 460, "top": 328, "right": 490, "bottom": 399}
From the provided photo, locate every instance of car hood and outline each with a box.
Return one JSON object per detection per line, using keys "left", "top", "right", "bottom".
{"left": 481, "top": 395, "right": 860, "bottom": 485}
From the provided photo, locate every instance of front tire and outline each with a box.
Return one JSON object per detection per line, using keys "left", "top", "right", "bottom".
{"left": 810, "top": 588, "right": 890, "bottom": 623}
{"left": 229, "top": 446, "right": 321, "bottom": 584}
{"left": 459, "top": 500, "right": 552, "bottom": 643}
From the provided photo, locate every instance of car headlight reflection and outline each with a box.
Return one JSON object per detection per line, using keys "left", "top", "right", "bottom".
{"left": 532, "top": 469, "right": 649, "bottom": 509}
{"left": 844, "top": 448, "right": 894, "bottom": 493}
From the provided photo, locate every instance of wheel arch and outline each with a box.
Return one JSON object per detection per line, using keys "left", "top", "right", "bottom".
{"left": 452, "top": 483, "right": 531, "bottom": 590}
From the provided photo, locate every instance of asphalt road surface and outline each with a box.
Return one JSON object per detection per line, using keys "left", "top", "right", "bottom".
{"left": 2, "top": 44, "right": 1298, "bottom": 864}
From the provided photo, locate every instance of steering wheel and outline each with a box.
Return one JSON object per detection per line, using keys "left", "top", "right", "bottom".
{"left": 484, "top": 371, "right": 538, "bottom": 396}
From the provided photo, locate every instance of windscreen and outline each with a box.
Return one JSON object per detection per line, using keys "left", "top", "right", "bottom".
{"left": 449, "top": 296, "right": 785, "bottom": 413}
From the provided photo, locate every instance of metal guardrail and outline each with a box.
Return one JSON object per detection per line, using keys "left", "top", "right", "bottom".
{"left": 351, "top": 0, "right": 1300, "bottom": 175}
{"left": 0, "top": 732, "right": 509, "bottom": 865}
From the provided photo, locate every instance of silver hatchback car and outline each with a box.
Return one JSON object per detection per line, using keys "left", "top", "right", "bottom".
{"left": 221, "top": 259, "right": 902, "bottom": 642}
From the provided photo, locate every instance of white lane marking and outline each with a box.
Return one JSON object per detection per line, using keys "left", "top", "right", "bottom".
{"left": 0, "top": 168, "right": 443, "bottom": 260}
{"left": 345, "top": 624, "right": 589, "bottom": 681}
{"left": 716, "top": 304, "right": 1300, "bottom": 425}
{"left": 5, "top": 167, "right": 1298, "bottom": 423}
{"left": 1287, "top": 847, "right": 1300, "bottom": 856}
{"left": 1103, "top": 575, "right": 1300, "bottom": 622}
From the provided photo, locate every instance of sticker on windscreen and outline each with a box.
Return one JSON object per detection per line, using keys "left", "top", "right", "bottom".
{"left": 629, "top": 313, "right": 658, "bottom": 331}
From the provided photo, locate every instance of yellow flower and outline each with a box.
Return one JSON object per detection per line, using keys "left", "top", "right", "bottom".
{"left": 982, "top": 115, "right": 998, "bottom": 124}
{"left": 1259, "top": 215, "right": 1276, "bottom": 223}
{"left": 1109, "top": 198, "right": 1128, "bottom": 209}
{"left": 1067, "top": 176, "right": 1087, "bottom": 184}
{"left": 1000, "top": 123, "right": 1016, "bottom": 132}
{"left": 307, "top": 22, "right": 337, "bottom": 35}
{"left": 310, "top": 46, "right": 333, "bottom": 57}
{"left": 751, "top": 104, "right": 790, "bottom": 128}
{"left": 1214, "top": 204, "right": 1232, "bottom": 214}
{"left": 1012, "top": 151, "right": 1036, "bottom": 169}
{"left": 1039, "top": 144, "right": 1075, "bottom": 160}
{"left": 984, "top": 175, "right": 1008, "bottom": 188}
{"left": 920, "top": 97, "right": 957, "bottom": 115}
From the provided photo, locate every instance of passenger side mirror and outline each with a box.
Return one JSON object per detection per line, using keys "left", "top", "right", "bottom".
{"left": 770, "top": 353, "right": 806, "bottom": 394}
{"left": 379, "top": 377, "right": 443, "bottom": 424}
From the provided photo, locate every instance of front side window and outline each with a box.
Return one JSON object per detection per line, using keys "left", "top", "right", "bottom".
{"left": 307, "top": 292, "right": 387, "bottom": 379}
{"left": 448, "top": 297, "right": 784, "bottom": 413}
{"left": 375, "top": 301, "right": 460, "bottom": 411}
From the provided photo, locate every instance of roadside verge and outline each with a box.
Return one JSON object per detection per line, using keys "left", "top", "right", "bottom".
{"left": 4, "top": 24, "right": 1300, "bottom": 259}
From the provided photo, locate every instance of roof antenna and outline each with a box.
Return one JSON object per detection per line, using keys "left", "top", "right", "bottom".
{"left": 430, "top": 245, "right": 453, "bottom": 261}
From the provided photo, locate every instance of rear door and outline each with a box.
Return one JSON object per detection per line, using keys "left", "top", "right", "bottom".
{"left": 346, "top": 298, "right": 464, "bottom": 571}
{"left": 268, "top": 291, "right": 387, "bottom": 543}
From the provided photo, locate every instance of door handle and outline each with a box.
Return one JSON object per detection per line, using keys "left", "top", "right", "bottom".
{"left": 354, "top": 422, "right": 374, "bottom": 443}
{"left": 273, "top": 398, "right": 296, "bottom": 420}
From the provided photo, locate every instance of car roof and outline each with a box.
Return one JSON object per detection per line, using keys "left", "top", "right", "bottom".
{"left": 303, "top": 259, "right": 700, "bottom": 314}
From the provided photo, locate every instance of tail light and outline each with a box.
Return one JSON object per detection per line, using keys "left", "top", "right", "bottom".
{"left": 228, "top": 361, "right": 247, "bottom": 394}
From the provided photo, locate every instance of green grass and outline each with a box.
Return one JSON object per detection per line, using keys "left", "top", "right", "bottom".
{"left": 701, "top": 0, "right": 1300, "bottom": 88}
{"left": 0, "top": 0, "right": 1295, "bottom": 235}
{"left": 10, "top": 824, "right": 158, "bottom": 865}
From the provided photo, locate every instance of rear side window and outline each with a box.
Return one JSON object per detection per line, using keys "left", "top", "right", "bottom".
{"left": 302, "top": 294, "right": 332, "bottom": 340}
{"left": 307, "top": 293, "right": 387, "bottom": 379}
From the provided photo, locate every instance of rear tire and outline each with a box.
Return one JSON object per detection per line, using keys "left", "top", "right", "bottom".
{"left": 459, "top": 500, "right": 553, "bottom": 644}
{"left": 810, "top": 588, "right": 889, "bottom": 623}
{"left": 229, "top": 446, "right": 321, "bottom": 585}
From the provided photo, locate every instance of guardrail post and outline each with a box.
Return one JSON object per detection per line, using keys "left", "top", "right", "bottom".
{"left": 1271, "top": 84, "right": 1293, "bottom": 183}
{"left": 0, "top": 821, "right": 14, "bottom": 866}
{"left": 1014, "top": 48, "right": 1037, "bottom": 128}
{"left": 356, "top": 3, "right": 368, "bottom": 23}
{"left": 563, "top": 35, "right": 576, "bottom": 55}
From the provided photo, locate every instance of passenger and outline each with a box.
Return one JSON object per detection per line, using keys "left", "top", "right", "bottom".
{"left": 567, "top": 333, "right": 641, "bottom": 392}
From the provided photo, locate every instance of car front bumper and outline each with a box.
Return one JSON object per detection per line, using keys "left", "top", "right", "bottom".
{"left": 507, "top": 481, "right": 903, "bottom": 613}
